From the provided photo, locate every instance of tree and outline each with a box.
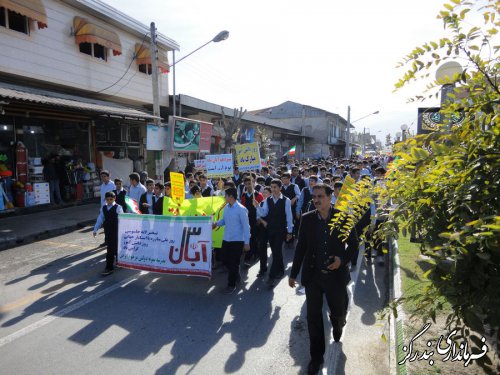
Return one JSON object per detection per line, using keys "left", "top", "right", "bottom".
{"left": 220, "top": 107, "right": 246, "bottom": 153}
{"left": 385, "top": 133, "right": 392, "bottom": 147}
{"left": 390, "top": 1, "right": 499, "bottom": 372}
{"left": 255, "top": 125, "right": 272, "bottom": 159}
{"left": 333, "top": 1, "right": 499, "bottom": 372}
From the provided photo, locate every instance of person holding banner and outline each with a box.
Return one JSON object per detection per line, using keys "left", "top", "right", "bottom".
{"left": 213, "top": 187, "right": 251, "bottom": 294}
{"left": 255, "top": 179, "right": 294, "bottom": 288}
{"left": 93, "top": 191, "right": 123, "bottom": 276}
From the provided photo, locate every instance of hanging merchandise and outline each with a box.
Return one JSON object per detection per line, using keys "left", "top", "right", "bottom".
{"left": 16, "top": 142, "right": 28, "bottom": 184}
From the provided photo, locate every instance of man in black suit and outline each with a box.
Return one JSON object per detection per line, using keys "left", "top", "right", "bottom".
{"left": 289, "top": 183, "right": 358, "bottom": 375}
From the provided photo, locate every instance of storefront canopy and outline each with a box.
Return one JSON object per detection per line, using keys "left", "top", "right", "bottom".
{"left": 73, "top": 16, "right": 122, "bottom": 56}
{"left": 0, "top": 84, "right": 160, "bottom": 120}
{"left": 135, "top": 43, "right": 170, "bottom": 73}
{"left": 0, "top": 0, "right": 47, "bottom": 28}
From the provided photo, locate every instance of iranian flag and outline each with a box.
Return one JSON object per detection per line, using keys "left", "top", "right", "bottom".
{"left": 285, "top": 145, "right": 296, "bottom": 156}
{"left": 124, "top": 196, "right": 142, "bottom": 214}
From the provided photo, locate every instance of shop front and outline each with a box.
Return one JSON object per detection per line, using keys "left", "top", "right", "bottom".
{"left": 0, "top": 83, "right": 158, "bottom": 213}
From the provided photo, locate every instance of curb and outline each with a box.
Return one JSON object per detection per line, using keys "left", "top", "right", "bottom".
{"left": 0, "top": 219, "right": 95, "bottom": 252}
{"left": 389, "top": 236, "right": 408, "bottom": 375}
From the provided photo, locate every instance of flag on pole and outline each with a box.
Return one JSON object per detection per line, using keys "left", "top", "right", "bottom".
{"left": 124, "top": 196, "right": 142, "bottom": 214}
{"left": 284, "top": 145, "right": 296, "bottom": 156}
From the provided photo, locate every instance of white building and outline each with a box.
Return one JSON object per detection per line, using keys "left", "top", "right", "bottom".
{"left": 0, "top": 0, "right": 178, "bottom": 197}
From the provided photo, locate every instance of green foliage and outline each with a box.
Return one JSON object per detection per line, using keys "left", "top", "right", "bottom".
{"left": 390, "top": 0, "right": 499, "bottom": 372}
{"left": 334, "top": 1, "right": 499, "bottom": 372}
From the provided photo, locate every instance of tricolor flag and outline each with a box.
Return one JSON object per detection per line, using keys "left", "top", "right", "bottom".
{"left": 124, "top": 196, "right": 142, "bottom": 214}
{"left": 284, "top": 145, "right": 296, "bottom": 156}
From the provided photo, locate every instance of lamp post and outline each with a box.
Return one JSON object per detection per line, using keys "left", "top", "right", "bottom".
{"left": 346, "top": 109, "right": 379, "bottom": 158}
{"left": 400, "top": 123, "right": 409, "bottom": 141}
{"left": 171, "top": 30, "right": 229, "bottom": 117}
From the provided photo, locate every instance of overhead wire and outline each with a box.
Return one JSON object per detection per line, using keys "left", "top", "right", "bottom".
{"left": 95, "top": 32, "right": 150, "bottom": 94}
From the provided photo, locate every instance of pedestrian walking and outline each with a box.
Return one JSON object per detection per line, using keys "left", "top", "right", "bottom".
{"left": 93, "top": 191, "right": 123, "bottom": 276}
{"left": 240, "top": 176, "right": 264, "bottom": 267}
{"left": 213, "top": 187, "right": 251, "bottom": 294}
{"left": 113, "top": 178, "right": 127, "bottom": 212}
{"left": 289, "top": 183, "right": 358, "bottom": 375}
{"left": 255, "top": 179, "right": 294, "bottom": 288}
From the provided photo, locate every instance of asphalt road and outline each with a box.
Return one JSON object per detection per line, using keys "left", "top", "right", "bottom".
{"left": 0, "top": 228, "right": 389, "bottom": 375}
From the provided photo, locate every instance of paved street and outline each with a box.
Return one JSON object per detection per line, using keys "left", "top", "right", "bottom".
{"left": 0, "top": 226, "right": 389, "bottom": 375}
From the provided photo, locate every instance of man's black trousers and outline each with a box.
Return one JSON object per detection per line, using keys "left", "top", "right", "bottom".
{"left": 305, "top": 272, "right": 348, "bottom": 362}
{"left": 221, "top": 240, "right": 243, "bottom": 287}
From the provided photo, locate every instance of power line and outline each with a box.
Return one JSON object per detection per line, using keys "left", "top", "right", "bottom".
{"left": 95, "top": 32, "right": 149, "bottom": 94}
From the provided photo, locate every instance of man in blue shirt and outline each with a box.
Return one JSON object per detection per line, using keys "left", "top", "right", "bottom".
{"left": 214, "top": 187, "right": 251, "bottom": 294}
{"left": 128, "top": 172, "right": 146, "bottom": 203}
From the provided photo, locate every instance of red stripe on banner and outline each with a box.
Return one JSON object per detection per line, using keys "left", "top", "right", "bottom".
{"left": 117, "top": 262, "right": 211, "bottom": 278}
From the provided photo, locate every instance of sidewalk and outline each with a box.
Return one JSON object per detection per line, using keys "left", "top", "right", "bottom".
{"left": 0, "top": 203, "right": 100, "bottom": 251}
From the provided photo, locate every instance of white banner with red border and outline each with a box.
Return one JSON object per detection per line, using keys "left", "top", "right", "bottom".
{"left": 118, "top": 214, "right": 212, "bottom": 277}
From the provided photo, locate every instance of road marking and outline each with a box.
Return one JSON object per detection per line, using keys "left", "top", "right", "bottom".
{"left": 39, "top": 240, "right": 97, "bottom": 250}
{"left": 0, "top": 273, "right": 143, "bottom": 348}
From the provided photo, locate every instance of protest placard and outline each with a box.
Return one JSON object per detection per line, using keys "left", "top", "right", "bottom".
{"left": 235, "top": 142, "right": 261, "bottom": 171}
{"left": 206, "top": 154, "right": 233, "bottom": 178}
{"left": 118, "top": 214, "right": 212, "bottom": 277}
{"left": 194, "top": 159, "right": 206, "bottom": 169}
{"left": 170, "top": 172, "right": 185, "bottom": 204}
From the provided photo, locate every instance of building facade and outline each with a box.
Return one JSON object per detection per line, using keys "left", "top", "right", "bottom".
{"left": 250, "top": 101, "right": 350, "bottom": 159}
{"left": 0, "top": 0, "right": 178, "bottom": 208}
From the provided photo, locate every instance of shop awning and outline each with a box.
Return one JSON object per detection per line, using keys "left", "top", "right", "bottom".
{"left": 135, "top": 43, "right": 170, "bottom": 73}
{"left": 0, "top": 0, "right": 47, "bottom": 28}
{"left": 73, "top": 16, "right": 122, "bottom": 56}
{"left": 0, "top": 84, "right": 160, "bottom": 120}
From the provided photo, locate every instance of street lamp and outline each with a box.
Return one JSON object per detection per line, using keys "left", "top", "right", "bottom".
{"left": 171, "top": 30, "right": 230, "bottom": 117}
{"left": 400, "top": 124, "right": 409, "bottom": 141}
{"left": 346, "top": 109, "right": 379, "bottom": 158}
{"left": 395, "top": 131, "right": 402, "bottom": 142}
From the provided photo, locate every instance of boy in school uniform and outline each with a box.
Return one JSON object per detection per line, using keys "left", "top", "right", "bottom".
{"left": 113, "top": 178, "right": 127, "bottom": 212}
{"left": 93, "top": 191, "right": 123, "bottom": 276}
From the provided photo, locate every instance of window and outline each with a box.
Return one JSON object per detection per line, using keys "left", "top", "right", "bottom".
{"left": 0, "top": 7, "right": 30, "bottom": 35}
{"left": 79, "top": 42, "right": 107, "bottom": 60}
{"left": 138, "top": 63, "right": 153, "bottom": 75}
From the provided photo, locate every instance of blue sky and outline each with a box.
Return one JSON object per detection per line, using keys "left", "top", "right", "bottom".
{"left": 103, "top": 0, "right": 454, "bottom": 140}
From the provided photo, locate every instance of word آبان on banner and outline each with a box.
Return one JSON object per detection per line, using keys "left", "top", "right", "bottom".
{"left": 118, "top": 214, "right": 212, "bottom": 278}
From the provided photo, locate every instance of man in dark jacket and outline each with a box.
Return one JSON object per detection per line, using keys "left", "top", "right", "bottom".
{"left": 289, "top": 183, "right": 358, "bottom": 375}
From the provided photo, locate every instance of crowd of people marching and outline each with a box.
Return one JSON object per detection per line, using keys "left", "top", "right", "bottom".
{"left": 92, "top": 154, "right": 393, "bottom": 374}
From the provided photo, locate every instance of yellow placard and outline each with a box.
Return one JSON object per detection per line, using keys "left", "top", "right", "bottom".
{"left": 170, "top": 172, "right": 185, "bottom": 204}
{"left": 235, "top": 142, "right": 261, "bottom": 171}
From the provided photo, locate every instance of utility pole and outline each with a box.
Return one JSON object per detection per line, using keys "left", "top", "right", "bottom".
{"left": 149, "top": 22, "right": 160, "bottom": 126}
{"left": 149, "top": 22, "right": 164, "bottom": 181}
{"left": 345, "top": 105, "right": 351, "bottom": 158}
{"left": 362, "top": 127, "right": 366, "bottom": 156}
